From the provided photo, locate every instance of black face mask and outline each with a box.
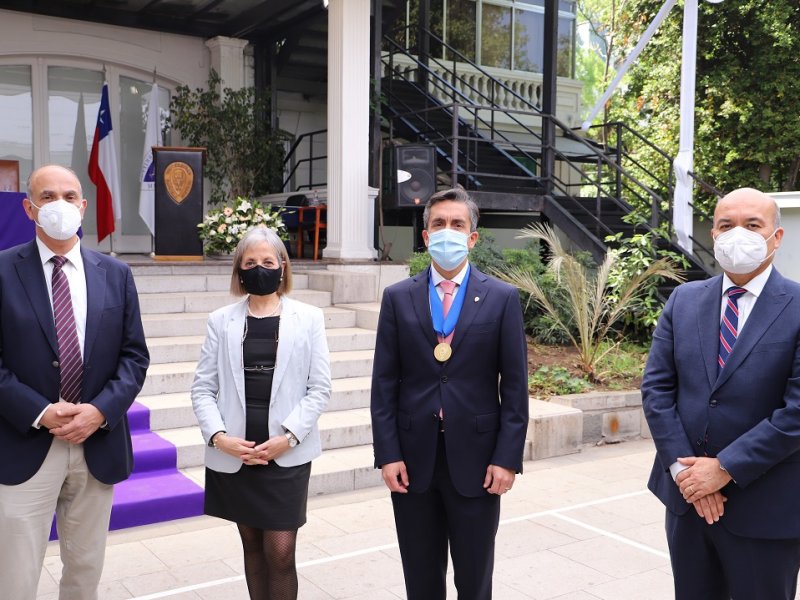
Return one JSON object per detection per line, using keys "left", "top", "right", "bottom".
{"left": 238, "top": 265, "right": 282, "bottom": 296}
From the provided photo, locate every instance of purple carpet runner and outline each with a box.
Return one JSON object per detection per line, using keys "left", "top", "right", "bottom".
{"left": 50, "top": 401, "right": 204, "bottom": 539}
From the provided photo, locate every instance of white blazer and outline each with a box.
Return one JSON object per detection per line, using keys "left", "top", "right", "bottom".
{"left": 191, "top": 296, "right": 331, "bottom": 472}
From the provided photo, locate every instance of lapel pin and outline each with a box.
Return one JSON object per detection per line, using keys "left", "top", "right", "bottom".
{"left": 474, "top": 296, "right": 480, "bottom": 302}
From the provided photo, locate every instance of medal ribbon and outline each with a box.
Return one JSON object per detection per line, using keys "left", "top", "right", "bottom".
{"left": 429, "top": 265, "right": 469, "bottom": 339}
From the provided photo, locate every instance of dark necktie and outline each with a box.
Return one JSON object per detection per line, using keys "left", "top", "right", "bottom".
{"left": 718, "top": 286, "right": 747, "bottom": 372}
{"left": 51, "top": 256, "right": 83, "bottom": 403}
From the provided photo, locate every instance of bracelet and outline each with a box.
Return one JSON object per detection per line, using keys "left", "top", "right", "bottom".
{"left": 211, "top": 431, "right": 226, "bottom": 450}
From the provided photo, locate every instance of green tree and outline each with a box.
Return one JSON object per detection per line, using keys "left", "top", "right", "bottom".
{"left": 168, "top": 70, "right": 287, "bottom": 206}
{"left": 606, "top": 0, "right": 800, "bottom": 214}
{"left": 575, "top": 0, "right": 630, "bottom": 126}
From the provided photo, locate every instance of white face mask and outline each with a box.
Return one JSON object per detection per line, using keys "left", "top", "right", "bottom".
{"left": 29, "top": 199, "right": 83, "bottom": 241}
{"left": 713, "top": 226, "right": 777, "bottom": 275}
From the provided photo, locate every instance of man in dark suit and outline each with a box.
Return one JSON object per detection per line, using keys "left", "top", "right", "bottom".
{"left": 643, "top": 187, "right": 800, "bottom": 599}
{"left": 371, "top": 187, "right": 529, "bottom": 600}
{"left": 0, "top": 164, "right": 150, "bottom": 599}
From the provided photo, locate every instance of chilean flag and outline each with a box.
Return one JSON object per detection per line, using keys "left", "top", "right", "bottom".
{"left": 88, "top": 82, "right": 121, "bottom": 243}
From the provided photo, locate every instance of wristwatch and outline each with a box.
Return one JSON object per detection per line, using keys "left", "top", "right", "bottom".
{"left": 285, "top": 431, "right": 298, "bottom": 448}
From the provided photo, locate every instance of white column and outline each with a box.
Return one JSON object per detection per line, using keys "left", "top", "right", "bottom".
{"left": 673, "top": 0, "right": 699, "bottom": 254}
{"left": 205, "top": 36, "right": 248, "bottom": 90}
{"left": 324, "top": 0, "right": 377, "bottom": 260}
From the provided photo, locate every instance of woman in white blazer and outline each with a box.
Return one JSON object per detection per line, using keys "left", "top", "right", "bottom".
{"left": 191, "top": 225, "right": 331, "bottom": 600}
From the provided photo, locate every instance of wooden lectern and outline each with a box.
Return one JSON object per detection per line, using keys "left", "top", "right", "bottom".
{"left": 0, "top": 159, "right": 20, "bottom": 192}
{"left": 153, "top": 147, "right": 206, "bottom": 260}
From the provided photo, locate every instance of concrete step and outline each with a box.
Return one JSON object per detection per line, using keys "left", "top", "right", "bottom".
{"left": 138, "top": 287, "right": 327, "bottom": 315}
{"left": 141, "top": 291, "right": 336, "bottom": 338}
{"left": 320, "top": 306, "right": 357, "bottom": 329}
{"left": 138, "top": 376, "right": 372, "bottom": 431}
{"left": 131, "top": 264, "right": 310, "bottom": 286}
{"left": 170, "top": 399, "right": 587, "bottom": 497}
{"left": 144, "top": 327, "right": 375, "bottom": 365}
{"left": 330, "top": 350, "right": 374, "bottom": 379}
{"left": 156, "top": 408, "right": 374, "bottom": 470}
{"left": 134, "top": 274, "right": 232, "bottom": 294}
{"left": 146, "top": 336, "right": 205, "bottom": 365}
{"left": 180, "top": 446, "right": 384, "bottom": 496}
{"left": 336, "top": 302, "right": 382, "bottom": 330}
{"left": 142, "top": 313, "right": 211, "bottom": 339}
{"left": 140, "top": 361, "right": 197, "bottom": 397}
{"left": 180, "top": 444, "right": 383, "bottom": 496}
{"left": 140, "top": 350, "right": 375, "bottom": 396}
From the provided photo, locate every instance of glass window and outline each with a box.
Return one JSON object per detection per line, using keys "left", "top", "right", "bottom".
{"left": 0, "top": 66, "right": 33, "bottom": 188}
{"left": 47, "top": 67, "right": 103, "bottom": 234}
{"left": 557, "top": 14, "right": 575, "bottom": 78}
{"left": 120, "top": 77, "right": 170, "bottom": 235}
{"left": 513, "top": 8, "right": 544, "bottom": 72}
{"left": 481, "top": 3, "right": 512, "bottom": 69}
{"left": 445, "top": 0, "right": 476, "bottom": 62}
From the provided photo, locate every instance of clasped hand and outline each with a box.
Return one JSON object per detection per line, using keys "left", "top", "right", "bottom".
{"left": 214, "top": 434, "right": 290, "bottom": 465}
{"left": 41, "top": 401, "right": 105, "bottom": 444}
{"left": 675, "top": 456, "right": 732, "bottom": 525}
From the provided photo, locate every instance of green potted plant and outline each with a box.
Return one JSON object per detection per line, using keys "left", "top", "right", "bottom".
{"left": 198, "top": 197, "right": 287, "bottom": 256}
{"left": 168, "top": 70, "right": 287, "bottom": 206}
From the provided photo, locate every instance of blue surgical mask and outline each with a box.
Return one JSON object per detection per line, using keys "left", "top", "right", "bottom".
{"left": 427, "top": 229, "right": 469, "bottom": 271}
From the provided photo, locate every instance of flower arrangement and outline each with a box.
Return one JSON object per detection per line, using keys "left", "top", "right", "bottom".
{"left": 197, "top": 196, "right": 287, "bottom": 255}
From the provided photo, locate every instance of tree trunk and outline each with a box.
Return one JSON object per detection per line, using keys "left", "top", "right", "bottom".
{"left": 783, "top": 156, "right": 800, "bottom": 191}
{"left": 759, "top": 164, "right": 771, "bottom": 185}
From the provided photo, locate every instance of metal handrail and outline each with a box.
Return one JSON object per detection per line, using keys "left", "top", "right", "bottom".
{"left": 382, "top": 27, "right": 716, "bottom": 279}
{"left": 282, "top": 128, "right": 327, "bottom": 192}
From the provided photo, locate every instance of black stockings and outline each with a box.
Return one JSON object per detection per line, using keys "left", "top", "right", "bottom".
{"left": 237, "top": 524, "right": 299, "bottom": 600}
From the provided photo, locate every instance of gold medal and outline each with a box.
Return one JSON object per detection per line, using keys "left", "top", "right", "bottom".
{"left": 434, "top": 342, "right": 452, "bottom": 362}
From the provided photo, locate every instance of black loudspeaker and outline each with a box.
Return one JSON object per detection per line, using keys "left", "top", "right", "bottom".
{"left": 395, "top": 145, "right": 436, "bottom": 208}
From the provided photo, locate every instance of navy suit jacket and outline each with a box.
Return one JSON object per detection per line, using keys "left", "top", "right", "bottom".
{"left": 0, "top": 239, "right": 149, "bottom": 485}
{"left": 642, "top": 269, "right": 800, "bottom": 539}
{"left": 370, "top": 265, "right": 529, "bottom": 497}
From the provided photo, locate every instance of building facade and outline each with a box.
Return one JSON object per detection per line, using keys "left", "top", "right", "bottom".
{"left": 0, "top": 0, "right": 580, "bottom": 258}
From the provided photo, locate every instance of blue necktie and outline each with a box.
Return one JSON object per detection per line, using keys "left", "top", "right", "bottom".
{"left": 718, "top": 286, "right": 747, "bottom": 371}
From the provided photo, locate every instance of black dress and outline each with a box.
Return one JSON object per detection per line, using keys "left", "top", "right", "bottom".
{"left": 204, "top": 315, "right": 312, "bottom": 530}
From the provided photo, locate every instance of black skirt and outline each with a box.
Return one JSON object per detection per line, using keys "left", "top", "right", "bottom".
{"left": 204, "top": 315, "right": 311, "bottom": 530}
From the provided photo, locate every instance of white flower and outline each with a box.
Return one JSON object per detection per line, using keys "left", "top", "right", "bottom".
{"left": 237, "top": 200, "right": 252, "bottom": 212}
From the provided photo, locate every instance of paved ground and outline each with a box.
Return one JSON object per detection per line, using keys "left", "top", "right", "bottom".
{"left": 37, "top": 438, "right": 680, "bottom": 600}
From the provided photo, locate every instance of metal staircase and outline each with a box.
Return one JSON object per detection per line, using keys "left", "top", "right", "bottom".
{"left": 381, "top": 27, "right": 717, "bottom": 293}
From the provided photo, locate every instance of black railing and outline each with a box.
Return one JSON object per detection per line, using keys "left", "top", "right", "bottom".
{"left": 282, "top": 128, "right": 327, "bottom": 192}
{"left": 381, "top": 26, "right": 718, "bottom": 281}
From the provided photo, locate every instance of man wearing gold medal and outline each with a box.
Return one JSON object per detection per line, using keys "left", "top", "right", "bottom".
{"left": 371, "top": 188, "right": 529, "bottom": 599}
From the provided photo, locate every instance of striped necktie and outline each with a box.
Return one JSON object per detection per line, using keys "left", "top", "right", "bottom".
{"left": 718, "top": 286, "right": 747, "bottom": 372}
{"left": 51, "top": 256, "right": 83, "bottom": 403}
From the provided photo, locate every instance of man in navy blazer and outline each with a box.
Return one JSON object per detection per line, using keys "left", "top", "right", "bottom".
{"left": 643, "top": 187, "right": 800, "bottom": 599}
{"left": 0, "top": 165, "right": 149, "bottom": 599}
{"left": 371, "top": 188, "right": 529, "bottom": 599}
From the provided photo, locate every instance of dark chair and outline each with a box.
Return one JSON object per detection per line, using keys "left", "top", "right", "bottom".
{"left": 299, "top": 202, "right": 327, "bottom": 261}
{"left": 282, "top": 194, "right": 308, "bottom": 258}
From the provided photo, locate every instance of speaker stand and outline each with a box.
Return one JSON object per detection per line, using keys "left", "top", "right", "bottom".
{"left": 412, "top": 208, "right": 426, "bottom": 253}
